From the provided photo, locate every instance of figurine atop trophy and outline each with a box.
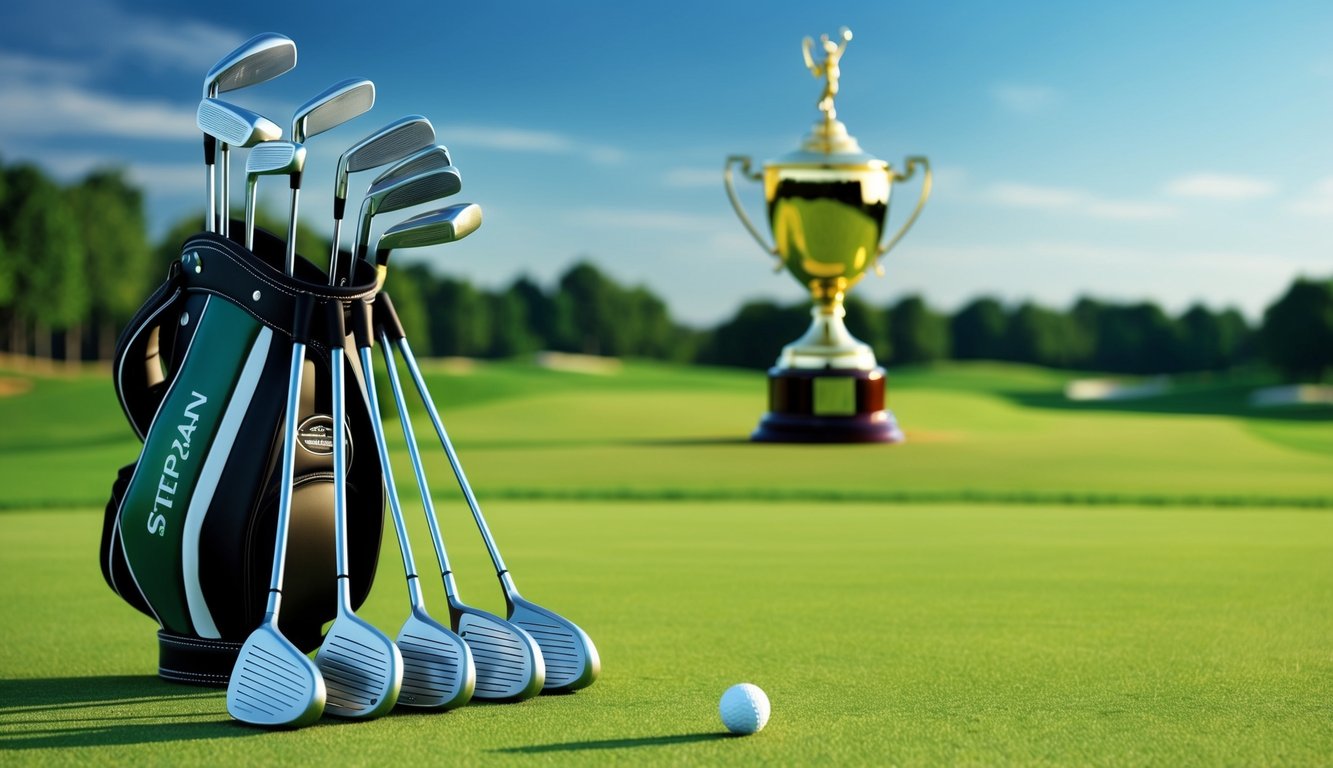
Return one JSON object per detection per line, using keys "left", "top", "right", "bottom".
{"left": 724, "top": 27, "right": 932, "bottom": 443}
{"left": 803, "top": 27, "right": 852, "bottom": 120}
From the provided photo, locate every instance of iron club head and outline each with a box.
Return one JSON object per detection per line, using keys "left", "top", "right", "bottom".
{"left": 371, "top": 144, "right": 452, "bottom": 186}
{"left": 334, "top": 116, "right": 436, "bottom": 213}
{"left": 353, "top": 166, "right": 464, "bottom": 265}
{"left": 204, "top": 33, "right": 297, "bottom": 98}
{"left": 292, "top": 78, "right": 376, "bottom": 144}
{"left": 507, "top": 592, "right": 601, "bottom": 691}
{"left": 315, "top": 605, "right": 403, "bottom": 718}
{"left": 197, "top": 98, "right": 282, "bottom": 149}
{"left": 396, "top": 607, "right": 476, "bottom": 709}
{"left": 227, "top": 620, "right": 326, "bottom": 727}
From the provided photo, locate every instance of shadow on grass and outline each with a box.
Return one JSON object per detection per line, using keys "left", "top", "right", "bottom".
{"left": 0, "top": 676, "right": 255, "bottom": 750}
{"left": 497, "top": 732, "right": 733, "bottom": 754}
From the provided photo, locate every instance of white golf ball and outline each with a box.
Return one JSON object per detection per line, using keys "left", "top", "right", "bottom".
{"left": 719, "top": 683, "right": 770, "bottom": 735}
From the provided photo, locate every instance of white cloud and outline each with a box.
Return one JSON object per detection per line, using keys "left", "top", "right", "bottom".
{"left": 439, "top": 124, "right": 625, "bottom": 165}
{"left": 986, "top": 182, "right": 1176, "bottom": 220}
{"left": 0, "top": 81, "right": 196, "bottom": 139}
{"left": 1164, "top": 173, "right": 1277, "bottom": 201}
{"left": 991, "top": 84, "right": 1058, "bottom": 114}
{"left": 1290, "top": 177, "right": 1333, "bottom": 216}
{"left": 664, "top": 167, "right": 723, "bottom": 188}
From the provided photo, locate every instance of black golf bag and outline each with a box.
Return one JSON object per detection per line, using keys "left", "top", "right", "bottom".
{"left": 101, "top": 226, "right": 386, "bottom": 686}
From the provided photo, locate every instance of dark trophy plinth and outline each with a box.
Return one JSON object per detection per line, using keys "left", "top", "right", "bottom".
{"left": 752, "top": 367, "right": 903, "bottom": 443}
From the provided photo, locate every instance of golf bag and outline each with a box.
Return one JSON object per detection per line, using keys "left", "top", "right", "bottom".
{"left": 101, "top": 226, "right": 386, "bottom": 686}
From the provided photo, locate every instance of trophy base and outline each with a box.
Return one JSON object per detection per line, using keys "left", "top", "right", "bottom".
{"left": 751, "top": 367, "right": 904, "bottom": 444}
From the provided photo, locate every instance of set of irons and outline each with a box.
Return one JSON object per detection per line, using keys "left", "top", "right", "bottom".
{"left": 196, "top": 32, "right": 598, "bottom": 728}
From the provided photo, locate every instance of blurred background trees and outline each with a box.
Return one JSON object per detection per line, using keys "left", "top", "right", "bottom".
{"left": 0, "top": 155, "right": 1328, "bottom": 383}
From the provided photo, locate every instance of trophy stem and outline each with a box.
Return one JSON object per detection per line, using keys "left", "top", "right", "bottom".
{"left": 777, "top": 292, "right": 877, "bottom": 371}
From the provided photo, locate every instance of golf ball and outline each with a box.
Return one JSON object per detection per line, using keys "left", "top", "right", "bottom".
{"left": 719, "top": 683, "right": 770, "bottom": 735}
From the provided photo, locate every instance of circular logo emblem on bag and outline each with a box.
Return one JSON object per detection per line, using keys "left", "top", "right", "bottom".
{"left": 297, "top": 415, "right": 353, "bottom": 463}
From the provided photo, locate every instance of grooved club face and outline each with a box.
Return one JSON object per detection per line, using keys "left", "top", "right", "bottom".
{"left": 508, "top": 596, "right": 601, "bottom": 691}
{"left": 396, "top": 608, "right": 475, "bottom": 709}
{"left": 335, "top": 117, "right": 436, "bottom": 202}
{"left": 197, "top": 98, "right": 282, "bottom": 148}
{"left": 227, "top": 623, "right": 326, "bottom": 727}
{"left": 373, "top": 145, "right": 452, "bottom": 186}
{"left": 315, "top": 610, "right": 403, "bottom": 718}
{"left": 246, "top": 141, "right": 306, "bottom": 176}
{"left": 375, "top": 203, "right": 482, "bottom": 261}
{"left": 454, "top": 607, "right": 545, "bottom": 701}
{"left": 292, "top": 78, "right": 376, "bottom": 143}
{"left": 204, "top": 33, "right": 297, "bottom": 97}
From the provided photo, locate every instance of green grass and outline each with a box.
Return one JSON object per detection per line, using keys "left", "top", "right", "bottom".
{"left": 0, "top": 360, "right": 1330, "bottom": 765}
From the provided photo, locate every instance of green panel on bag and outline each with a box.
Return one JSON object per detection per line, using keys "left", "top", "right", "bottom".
{"left": 117, "top": 298, "right": 263, "bottom": 635}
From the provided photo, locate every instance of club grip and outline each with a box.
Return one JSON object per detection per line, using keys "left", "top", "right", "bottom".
{"left": 374, "top": 293, "right": 406, "bottom": 343}
{"left": 325, "top": 298, "right": 347, "bottom": 347}
{"left": 291, "top": 293, "right": 315, "bottom": 345}
{"left": 351, "top": 298, "right": 374, "bottom": 349}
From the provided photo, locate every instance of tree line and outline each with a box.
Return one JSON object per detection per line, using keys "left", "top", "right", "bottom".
{"left": 1, "top": 157, "right": 1330, "bottom": 382}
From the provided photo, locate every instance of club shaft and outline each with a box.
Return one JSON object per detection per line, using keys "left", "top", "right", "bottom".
{"left": 244, "top": 178, "right": 258, "bottom": 251}
{"left": 358, "top": 343, "right": 427, "bottom": 609}
{"left": 330, "top": 344, "right": 354, "bottom": 609}
{"left": 329, "top": 218, "right": 343, "bottom": 286}
{"left": 205, "top": 162, "right": 216, "bottom": 233}
{"left": 379, "top": 331, "right": 461, "bottom": 600}
{"left": 220, "top": 144, "right": 231, "bottom": 237}
{"left": 286, "top": 187, "right": 300, "bottom": 275}
{"left": 266, "top": 339, "right": 307, "bottom": 617}
{"left": 395, "top": 337, "right": 510, "bottom": 578}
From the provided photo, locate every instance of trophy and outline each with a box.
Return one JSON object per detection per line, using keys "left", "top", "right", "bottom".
{"left": 724, "top": 27, "right": 931, "bottom": 443}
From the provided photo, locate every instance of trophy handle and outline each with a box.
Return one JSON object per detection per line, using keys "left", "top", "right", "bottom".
{"left": 724, "top": 155, "right": 783, "bottom": 270}
{"left": 876, "top": 155, "right": 932, "bottom": 271}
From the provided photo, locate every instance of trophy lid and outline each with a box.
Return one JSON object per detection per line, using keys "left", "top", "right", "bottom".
{"left": 768, "top": 117, "right": 886, "bottom": 169}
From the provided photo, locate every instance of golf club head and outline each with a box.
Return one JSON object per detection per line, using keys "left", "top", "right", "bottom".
{"left": 204, "top": 32, "right": 297, "bottom": 97}
{"left": 375, "top": 203, "right": 483, "bottom": 263}
{"left": 227, "top": 622, "right": 327, "bottom": 728}
{"left": 334, "top": 116, "right": 436, "bottom": 207}
{"left": 315, "top": 610, "right": 404, "bottom": 719}
{"left": 372, "top": 144, "right": 452, "bottom": 186}
{"left": 292, "top": 78, "right": 375, "bottom": 143}
{"left": 197, "top": 98, "right": 282, "bottom": 148}
{"left": 451, "top": 601, "right": 545, "bottom": 701}
{"left": 355, "top": 166, "right": 464, "bottom": 263}
{"left": 246, "top": 140, "right": 306, "bottom": 176}
{"left": 508, "top": 594, "right": 601, "bottom": 692}
{"left": 396, "top": 606, "right": 476, "bottom": 709}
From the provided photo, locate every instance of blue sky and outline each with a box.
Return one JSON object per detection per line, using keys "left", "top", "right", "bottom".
{"left": 2, "top": 0, "right": 1332, "bottom": 325}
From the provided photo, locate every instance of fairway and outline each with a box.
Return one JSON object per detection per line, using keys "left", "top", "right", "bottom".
{"left": 1, "top": 361, "right": 1330, "bottom": 765}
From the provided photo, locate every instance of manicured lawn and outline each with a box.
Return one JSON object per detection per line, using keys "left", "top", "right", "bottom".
{"left": 0, "top": 360, "right": 1329, "bottom": 765}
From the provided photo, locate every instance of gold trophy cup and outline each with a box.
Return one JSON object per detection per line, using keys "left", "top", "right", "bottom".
{"left": 724, "top": 27, "right": 931, "bottom": 443}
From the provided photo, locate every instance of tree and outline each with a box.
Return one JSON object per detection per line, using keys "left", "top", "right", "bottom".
{"left": 1003, "top": 302, "right": 1088, "bottom": 368}
{"left": 69, "top": 169, "right": 151, "bottom": 359}
{"left": 6, "top": 165, "right": 88, "bottom": 362}
{"left": 886, "top": 295, "right": 950, "bottom": 365}
{"left": 698, "top": 300, "right": 809, "bottom": 369}
{"left": 1177, "top": 304, "right": 1251, "bottom": 372}
{"left": 843, "top": 295, "right": 889, "bottom": 363}
{"left": 951, "top": 297, "right": 1009, "bottom": 360}
{"left": 510, "top": 275, "right": 560, "bottom": 350}
{"left": 1261, "top": 276, "right": 1333, "bottom": 382}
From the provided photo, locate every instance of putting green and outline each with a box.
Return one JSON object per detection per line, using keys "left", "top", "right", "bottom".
{"left": 0, "top": 360, "right": 1329, "bottom": 764}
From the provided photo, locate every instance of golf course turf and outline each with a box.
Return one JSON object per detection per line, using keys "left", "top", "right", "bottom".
{"left": 1, "top": 360, "right": 1330, "bottom": 765}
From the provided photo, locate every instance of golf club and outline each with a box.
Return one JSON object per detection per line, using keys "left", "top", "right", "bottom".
{"left": 202, "top": 33, "right": 297, "bottom": 236}
{"left": 369, "top": 206, "right": 600, "bottom": 692}
{"left": 352, "top": 164, "right": 463, "bottom": 270}
{"left": 226, "top": 294, "right": 326, "bottom": 728}
{"left": 328, "top": 116, "right": 436, "bottom": 285}
{"left": 370, "top": 144, "right": 452, "bottom": 187}
{"left": 243, "top": 141, "right": 306, "bottom": 273}
{"left": 351, "top": 300, "right": 474, "bottom": 709}
{"left": 377, "top": 296, "right": 545, "bottom": 702}
{"left": 197, "top": 99, "right": 282, "bottom": 232}
{"left": 314, "top": 303, "right": 403, "bottom": 719}
{"left": 287, "top": 78, "right": 375, "bottom": 273}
